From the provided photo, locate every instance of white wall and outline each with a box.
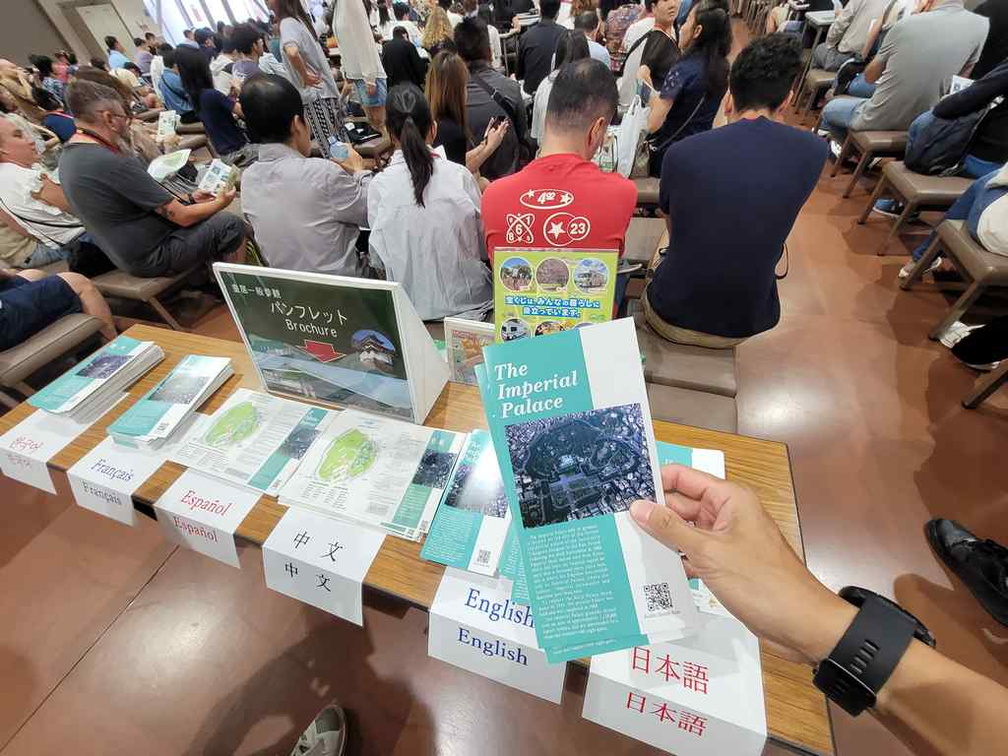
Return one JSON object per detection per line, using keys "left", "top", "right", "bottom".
{"left": 35, "top": 0, "right": 164, "bottom": 62}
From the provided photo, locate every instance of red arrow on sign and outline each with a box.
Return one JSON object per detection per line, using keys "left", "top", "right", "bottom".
{"left": 302, "top": 340, "right": 344, "bottom": 363}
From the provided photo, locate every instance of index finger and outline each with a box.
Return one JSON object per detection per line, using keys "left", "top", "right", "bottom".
{"left": 660, "top": 463, "right": 724, "bottom": 502}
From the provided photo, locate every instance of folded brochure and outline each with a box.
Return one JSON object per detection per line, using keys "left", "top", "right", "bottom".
{"left": 476, "top": 318, "right": 698, "bottom": 662}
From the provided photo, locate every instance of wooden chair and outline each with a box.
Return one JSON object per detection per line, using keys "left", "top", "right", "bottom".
{"left": 858, "top": 161, "right": 973, "bottom": 255}
{"left": 831, "top": 128, "right": 908, "bottom": 198}
{"left": 0, "top": 314, "right": 106, "bottom": 407}
{"left": 634, "top": 176, "right": 660, "bottom": 214}
{"left": 901, "top": 219, "right": 1008, "bottom": 340}
{"left": 963, "top": 361, "right": 1007, "bottom": 408}
{"left": 646, "top": 383, "right": 739, "bottom": 432}
{"left": 796, "top": 69, "right": 835, "bottom": 118}
{"left": 624, "top": 217, "right": 666, "bottom": 266}
{"left": 634, "top": 313, "right": 738, "bottom": 397}
{"left": 92, "top": 267, "right": 200, "bottom": 331}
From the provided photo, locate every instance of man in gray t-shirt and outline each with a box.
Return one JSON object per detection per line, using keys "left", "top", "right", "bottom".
{"left": 821, "top": 0, "right": 988, "bottom": 143}
{"left": 59, "top": 79, "right": 248, "bottom": 278}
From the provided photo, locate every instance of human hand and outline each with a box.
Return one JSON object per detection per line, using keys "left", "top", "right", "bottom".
{"left": 511, "top": 15, "right": 522, "bottom": 32}
{"left": 333, "top": 144, "right": 366, "bottom": 173}
{"left": 631, "top": 464, "right": 856, "bottom": 665}
{"left": 214, "top": 186, "right": 237, "bottom": 207}
{"left": 191, "top": 189, "right": 216, "bottom": 203}
{"left": 303, "top": 68, "right": 322, "bottom": 87}
{"left": 483, "top": 118, "right": 509, "bottom": 152}
{"left": 365, "top": 81, "right": 377, "bottom": 96}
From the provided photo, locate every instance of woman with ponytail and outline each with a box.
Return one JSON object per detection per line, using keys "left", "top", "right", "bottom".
{"left": 367, "top": 83, "right": 492, "bottom": 321}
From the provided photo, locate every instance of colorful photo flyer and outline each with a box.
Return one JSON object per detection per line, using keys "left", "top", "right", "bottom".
{"left": 169, "top": 388, "right": 334, "bottom": 495}
{"left": 443, "top": 317, "right": 495, "bottom": 386}
{"left": 278, "top": 409, "right": 463, "bottom": 541}
{"left": 493, "top": 248, "right": 618, "bottom": 342}
{"left": 478, "top": 319, "right": 698, "bottom": 662}
{"left": 421, "top": 430, "right": 512, "bottom": 575}
{"left": 213, "top": 263, "right": 449, "bottom": 423}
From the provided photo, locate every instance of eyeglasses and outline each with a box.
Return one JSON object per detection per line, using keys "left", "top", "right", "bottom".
{"left": 101, "top": 109, "right": 130, "bottom": 122}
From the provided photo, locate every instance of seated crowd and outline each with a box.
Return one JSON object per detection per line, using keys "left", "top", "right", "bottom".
{"left": 1, "top": 0, "right": 1005, "bottom": 375}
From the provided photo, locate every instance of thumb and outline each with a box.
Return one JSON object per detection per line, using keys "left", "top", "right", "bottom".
{"left": 630, "top": 499, "right": 704, "bottom": 554}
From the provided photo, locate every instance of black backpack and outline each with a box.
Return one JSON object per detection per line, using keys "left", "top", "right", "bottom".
{"left": 903, "top": 107, "right": 992, "bottom": 176}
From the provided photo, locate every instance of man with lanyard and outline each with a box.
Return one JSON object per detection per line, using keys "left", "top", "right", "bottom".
{"left": 58, "top": 79, "right": 246, "bottom": 279}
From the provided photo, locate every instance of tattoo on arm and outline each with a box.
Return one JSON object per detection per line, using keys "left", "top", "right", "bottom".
{"left": 156, "top": 202, "right": 175, "bottom": 219}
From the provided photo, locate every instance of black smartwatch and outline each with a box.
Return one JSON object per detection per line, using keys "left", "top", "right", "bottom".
{"left": 813, "top": 587, "right": 935, "bottom": 717}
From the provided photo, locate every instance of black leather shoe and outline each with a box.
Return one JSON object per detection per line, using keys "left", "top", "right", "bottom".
{"left": 926, "top": 519, "right": 1008, "bottom": 627}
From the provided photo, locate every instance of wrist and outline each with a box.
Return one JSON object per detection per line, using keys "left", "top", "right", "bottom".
{"left": 795, "top": 589, "right": 859, "bottom": 666}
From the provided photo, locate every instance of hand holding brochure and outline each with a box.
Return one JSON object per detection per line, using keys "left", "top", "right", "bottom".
{"left": 477, "top": 318, "right": 698, "bottom": 662}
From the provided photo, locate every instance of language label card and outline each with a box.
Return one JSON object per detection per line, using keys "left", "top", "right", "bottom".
{"left": 428, "top": 567, "right": 566, "bottom": 703}
{"left": 262, "top": 506, "right": 385, "bottom": 625}
{"left": 154, "top": 468, "right": 260, "bottom": 567}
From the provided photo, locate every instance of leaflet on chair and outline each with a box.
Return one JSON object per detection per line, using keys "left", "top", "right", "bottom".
{"left": 477, "top": 319, "right": 698, "bottom": 663}
{"left": 278, "top": 409, "right": 464, "bottom": 541}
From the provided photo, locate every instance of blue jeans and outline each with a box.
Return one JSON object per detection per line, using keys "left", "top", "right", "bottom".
{"left": 22, "top": 241, "right": 68, "bottom": 268}
{"left": 845, "top": 74, "right": 876, "bottom": 99}
{"left": 910, "top": 169, "right": 1008, "bottom": 260}
{"left": 821, "top": 96, "right": 866, "bottom": 143}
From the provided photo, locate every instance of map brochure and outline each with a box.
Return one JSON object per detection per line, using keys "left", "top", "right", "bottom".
{"left": 497, "top": 523, "right": 530, "bottom": 605}
{"left": 108, "top": 355, "right": 233, "bottom": 449}
{"left": 197, "top": 158, "right": 239, "bottom": 194}
{"left": 213, "top": 263, "right": 449, "bottom": 423}
{"left": 493, "top": 248, "right": 618, "bottom": 342}
{"left": 421, "top": 429, "right": 512, "bottom": 575}
{"left": 443, "top": 317, "right": 494, "bottom": 386}
{"left": 169, "top": 388, "right": 335, "bottom": 496}
{"left": 28, "top": 336, "right": 164, "bottom": 421}
{"left": 478, "top": 318, "right": 698, "bottom": 662}
{"left": 278, "top": 409, "right": 464, "bottom": 541}
{"left": 156, "top": 109, "right": 179, "bottom": 138}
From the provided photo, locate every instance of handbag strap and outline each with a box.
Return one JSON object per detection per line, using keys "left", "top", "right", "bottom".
{"left": 649, "top": 93, "right": 706, "bottom": 154}
{"left": 470, "top": 71, "right": 520, "bottom": 129}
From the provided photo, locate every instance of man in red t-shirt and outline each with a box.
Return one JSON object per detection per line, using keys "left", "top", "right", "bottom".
{"left": 482, "top": 59, "right": 637, "bottom": 270}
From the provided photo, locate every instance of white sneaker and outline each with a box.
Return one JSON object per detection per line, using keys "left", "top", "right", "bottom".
{"left": 829, "top": 140, "right": 842, "bottom": 159}
{"left": 939, "top": 320, "right": 984, "bottom": 349}
{"left": 898, "top": 257, "right": 942, "bottom": 280}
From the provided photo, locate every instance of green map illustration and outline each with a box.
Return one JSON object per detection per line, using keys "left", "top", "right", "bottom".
{"left": 317, "top": 428, "right": 379, "bottom": 482}
{"left": 204, "top": 401, "right": 261, "bottom": 447}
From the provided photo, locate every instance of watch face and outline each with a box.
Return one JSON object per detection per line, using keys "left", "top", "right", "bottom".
{"left": 839, "top": 587, "right": 936, "bottom": 648}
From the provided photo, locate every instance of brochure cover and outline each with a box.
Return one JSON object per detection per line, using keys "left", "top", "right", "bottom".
{"left": 108, "top": 355, "right": 231, "bottom": 446}
{"left": 278, "top": 409, "right": 463, "bottom": 541}
{"left": 478, "top": 319, "right": 698, "bottom": 662}
{"left": 493, "top": 249, "right": 617, "bottom": 342}
{"left": 28, "top": 336, "right": 160, "bottom": 415}
{"left": 169, "top": 388, "right": 334, "bottom": 495}
{"left": 443, "top": 317, "right": 495, "bottom": 386}
{"left": 421, "top": 430, "right": 512, "bottom": 575}
{"left": 213, "top": 263, "right": 449, "bottom": 423}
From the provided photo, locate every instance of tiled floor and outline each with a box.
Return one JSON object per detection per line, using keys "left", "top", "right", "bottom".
{"left": 3, "top": 24, "right": 1008, "bottom": 756}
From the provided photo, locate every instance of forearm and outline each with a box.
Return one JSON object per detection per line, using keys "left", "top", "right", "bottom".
{"left": 285, "top": 46, "right": 312, "bottom": 84}
{"left": 647, "top": 96, "right": 672, "bottom": 134}
{"left": 0, "top": 208, "right": 30, "bottom": 238}
{"left": 872, "top": 641, "right": 1008, "bottom": 755}
{"left": 161, "top": 198, "right": 225, "bottom": 227}
{"left": 465, "top": 141, "right": 494, "bottom": 174}
{"left": 863, "top": 56, "right": 885, "bottom": 84}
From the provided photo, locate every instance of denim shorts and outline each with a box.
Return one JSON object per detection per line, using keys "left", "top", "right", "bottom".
{"left": 0, "top": 274, "right": 81, "bottom": 351}
{"left": 351, "top": 78, "right": 388, "bottom": 108}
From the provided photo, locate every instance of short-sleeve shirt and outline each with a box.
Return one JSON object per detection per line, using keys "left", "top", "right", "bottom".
{"left": 639, "top": 29, "right": 679, "bottom": 91}
{"left": 196, "top": 88, "right": 247, "bottom": 155}
{"left": 58, "top": 142, "right": 177, "bottom": 276}
{"left": 0, "top": 162, "right": 85, "bottom": 246}
{"left": 852, "top": 4, "right": 989, "bottom": 133}
{"left": 482, "top": 153, "right": 637, "bottom": 262}
{"left": 653, "top": 55, "right": 723, "bottom": 144}
{"left": 279, "top": 16, "right": 341, "bottom": 103}
{"left": 652, "top": 118, "right": 828, "bottom": 338}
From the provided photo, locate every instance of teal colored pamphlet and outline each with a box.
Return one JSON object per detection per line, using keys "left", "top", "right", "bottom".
{"left": 29, "top": 335, "right": 146, "bottom": 413}
{"left": 478, "top": 319, "right": 698, "bottom": 663}
{"left": 421, "top": 430, "right": 511, "bottom": 575}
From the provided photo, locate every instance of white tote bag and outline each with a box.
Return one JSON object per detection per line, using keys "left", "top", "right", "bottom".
{"left": 615, "top": 94, "right": 650, "bottom": 178}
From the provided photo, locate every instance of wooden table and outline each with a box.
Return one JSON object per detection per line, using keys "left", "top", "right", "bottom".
{"left": 0, "top": 324, "right": 833, "bottom": 755}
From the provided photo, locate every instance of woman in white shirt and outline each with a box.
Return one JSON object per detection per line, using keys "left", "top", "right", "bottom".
{"left": 367, "top": 84, "right": 492, "bottom": 321}
{"left": 531, "top": 29, "right": 589, "bottom": 141}
{"left": 334, "top": 0, "right": 389, "bottom": 130}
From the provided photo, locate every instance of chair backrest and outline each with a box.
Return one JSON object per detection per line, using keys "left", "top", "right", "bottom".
{"left": 832, "top": 0, "right": 842, "bottom": 12}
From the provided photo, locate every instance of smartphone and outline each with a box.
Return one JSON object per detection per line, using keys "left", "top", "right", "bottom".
{"left": 488, "top": 115, "right": 506, "bottom": 130}
{"left": 638, "top": 81, "right": 655, "bottom": 106}
{"left": 328, "top": 136, "right": 349, "bottom": 160}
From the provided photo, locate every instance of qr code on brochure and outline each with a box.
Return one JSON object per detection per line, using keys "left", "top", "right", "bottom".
{"left": 476, "top": 549, "right": 492, "bottom": 566}
{"left": 643, "top": 582, "right": 675, "bottom": 615}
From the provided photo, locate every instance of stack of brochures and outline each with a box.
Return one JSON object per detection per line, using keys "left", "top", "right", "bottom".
{"left": 28, "top": 336, "right": 164, "bottom": 422}
{"left": 107, "top": 355, "right": 233, "bottom": 450}
{"left": 474, "top": 318, "right": 699, "bottom": 663}
{"left": 278, "top": 408, "right": 464, "bottom": 541}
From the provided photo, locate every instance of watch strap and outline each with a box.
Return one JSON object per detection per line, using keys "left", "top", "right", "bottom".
{"left": 814, "top": 595, "right": 917, "bottom": 716}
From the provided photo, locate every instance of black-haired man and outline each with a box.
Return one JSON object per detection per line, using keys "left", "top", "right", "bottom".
{"left": 483, "top": 59, "right": 636, "bottom": 278}
{"left": 391, "top": 2, "right": 424, "bottom": 48}
{"left": 644, "top": 34, "right": 827, "bottom": 348}
{"left": 105, "top": 36, "right": 129, "bottom": 70}
{"left": 516, "top": 0, "right": 565, "bottom": 94}
{"left": 382, "top": 27, "right": 428, "bottom": 89}
{"left": 455, "top": 17, "right": 528, "bottom": 179}
{"left": 240, "top": 75, "right": 371, "bottom": 276}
